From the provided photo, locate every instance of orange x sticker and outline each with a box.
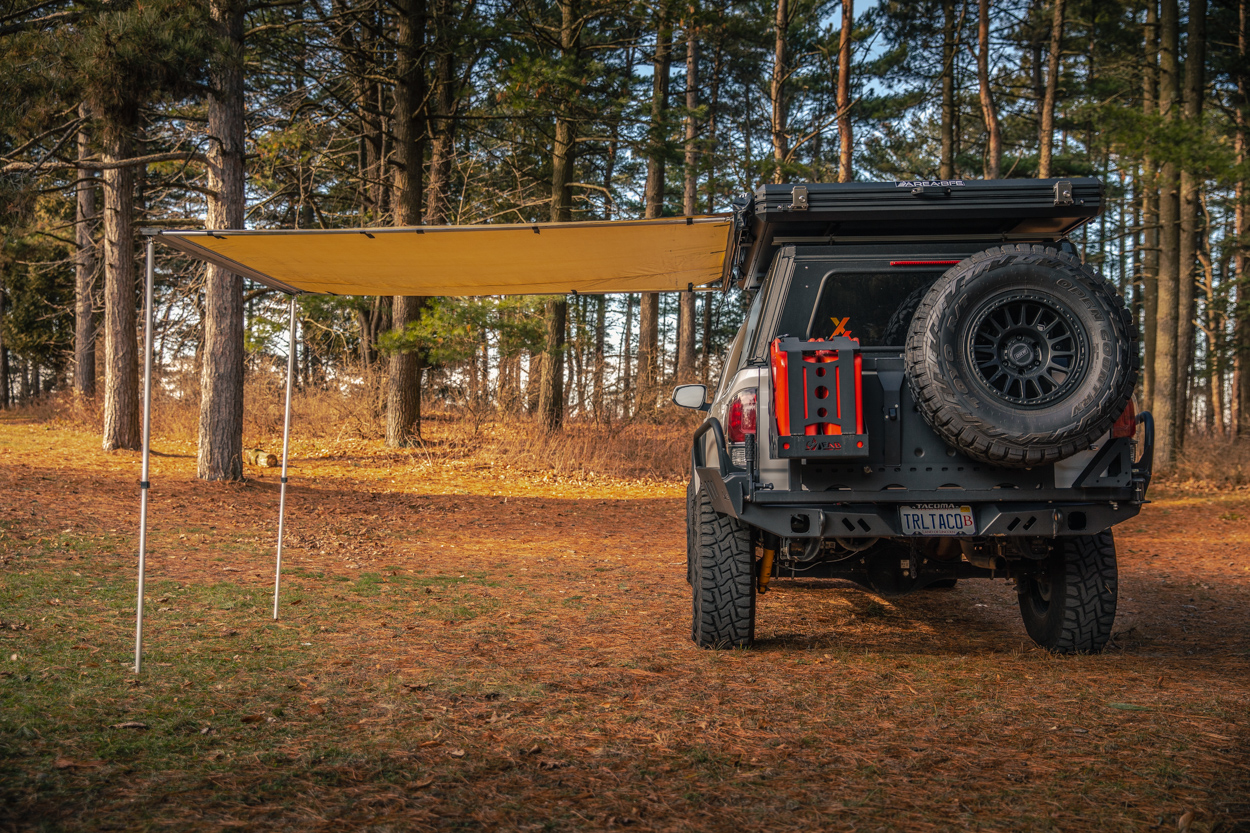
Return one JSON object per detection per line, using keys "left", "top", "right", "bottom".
{"left": 829, "top": 316, "right": 853, "bottom": 338}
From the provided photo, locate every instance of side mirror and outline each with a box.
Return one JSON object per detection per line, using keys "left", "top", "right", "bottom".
{"left": 672, "top": 384, "right": 709, "bottom": 411}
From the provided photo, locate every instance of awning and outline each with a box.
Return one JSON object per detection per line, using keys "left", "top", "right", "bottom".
{"left": 154, "top": 216, "right": 733, "bottom": 296}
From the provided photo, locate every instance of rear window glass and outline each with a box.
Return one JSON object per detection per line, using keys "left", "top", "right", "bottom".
{"left": 807, "top": 271, "right": 942, "bottom": 346}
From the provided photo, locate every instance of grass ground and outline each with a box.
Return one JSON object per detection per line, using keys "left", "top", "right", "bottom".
{"left": 1, "top": 416, "right": 1248, "bottom": 832}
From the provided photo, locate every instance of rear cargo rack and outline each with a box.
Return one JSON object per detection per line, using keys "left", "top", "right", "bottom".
{"left": 769, "top": 335, "right": 869, "bottom": 459}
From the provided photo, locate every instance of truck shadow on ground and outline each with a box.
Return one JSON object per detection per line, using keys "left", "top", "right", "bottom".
{"left": 745, "top": 573, "right": 1250, "bottom": 662}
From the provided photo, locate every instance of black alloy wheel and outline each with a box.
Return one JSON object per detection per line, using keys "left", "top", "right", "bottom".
{"left": 967, "top": 291, "right": 1087, "bottom": 408}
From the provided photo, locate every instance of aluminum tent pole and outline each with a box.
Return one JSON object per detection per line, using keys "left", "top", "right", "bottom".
{"left": 273, "top": 294, "right": 297, "bottom": 620}
{"left": 134, "top": 238, "right": 156, "bottom": 674}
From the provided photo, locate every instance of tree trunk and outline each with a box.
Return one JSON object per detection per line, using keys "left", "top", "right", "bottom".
{"left": 975, "top": 0, "right": 1001, "bottom": 179}
{"left": 705, "top": 25, "right": 722, "bottom": 212}
{"left": 1237, "top": 0, "right": 1250, "bottom": 437}
{"left": 387, "top": 0, "right": 427, "bottom": 447}
{"left": 1199, "top": 210, "right": 1222, "bottom": 434}
{"left": 837, "top": 0, "right": 853, "bottom": 182}
{"left": 426, "top": 0, "right": 455, "bottom": 226}
{"left": 770, "top": 0, "right": 788, "bottom": 183}
{"left": 1154, "top": 0, "right": 1181, "bottom": 465}
{"left": 538, "top": 0, "right": 578, "bottom": 432}
{"left": 677, "top": 10, "right": 698, "bottom": 383}
{"left": 683, "top": 9, "right": 698, "bottom": 214}
{"left": 636, "top": 293, "right": 659, "bottom": 413}
{"left": 538, "top": 299, "right": 566, "bottom": 431}
{"left": 939, "top": 0, "right": 955, "bottom": 179}
{"left": 621, "top": 294, "right": 634, "bottom": 414}
{"left": 101, "top": 128, "right": 140, "bottom": 452}
{"left": 701, "top": 291, "right": 712, "bottom": 384}
{"left": 1175, "top": 0, "right": 1206, "bottom": 451}
{"left": 638, "top": 6, "right": 671, "bottom": 412}
{"left": 0, "top": 272, "right": 7, "bottom": 407}
{"left": 1141, "top": 0, "right": 1159, "bottom": 411}
{"left": 644, "top": 13, "right": 672, "bottom": 192}
{"left": 198, "top": 0, "right": 247, "bottom": 481}
{"left": 593, "top": 294, "right": 606, "bottom": 421}
{"left": 74, "top": 109, "right": 97, "bottom": 398}
{"left": 1037, "top": 0, "right": 1065, "bottom": 178}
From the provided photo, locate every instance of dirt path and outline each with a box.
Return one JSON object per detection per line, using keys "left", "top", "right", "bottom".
{"left": 2, "top": 422, "right": 1248, "bottom": 832}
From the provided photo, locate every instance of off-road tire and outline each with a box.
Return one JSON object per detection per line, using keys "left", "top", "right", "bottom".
{"left": 883, "top": 278, "right": 939, "bottom": 345}
{"left": 1017, "top": 532, "right": 1118, "bottom": 654}
{"left": 905, "top": 244, "right": 1138, "bottom": 467}
{"left": 685, "top": 476, "right": 696, "bottom": 585}
{"left": 690, "top": 483, "right": 755, "bottom": 648}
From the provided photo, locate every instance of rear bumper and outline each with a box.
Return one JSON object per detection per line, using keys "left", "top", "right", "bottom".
{"left": 738, "top": 496, "right": 1140, "bottom": 539}
{"left": 692, "top": 412, "right": 1154, "bottom": 539}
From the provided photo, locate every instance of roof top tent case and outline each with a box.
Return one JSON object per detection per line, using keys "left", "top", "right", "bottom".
{"left": 722, "top": 177, "right": 1104, "bottom": 290}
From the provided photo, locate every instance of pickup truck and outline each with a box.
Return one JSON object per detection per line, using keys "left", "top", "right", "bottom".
{"left": 675, "top": 178, "right": 1151, "bottom": 654}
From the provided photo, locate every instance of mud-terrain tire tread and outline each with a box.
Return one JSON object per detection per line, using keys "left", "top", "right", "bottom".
{"left": 904, "top": 244, "right": 1138, "bottom": 467}
{"left": 685, "top": 477, "right": 696, "bottom": 585}
{"left": 1018, "top": 531, "right": 1118, "bottom": 654}
{"left": 882, "top": 278, "right": 939, "bottom": 345}
{"left": 690, "top": 484, "right": 755, "bottom": 649}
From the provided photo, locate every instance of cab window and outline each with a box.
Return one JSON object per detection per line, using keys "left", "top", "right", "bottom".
{"left": 807, "top": 270, "right": 938, "bottom": 345}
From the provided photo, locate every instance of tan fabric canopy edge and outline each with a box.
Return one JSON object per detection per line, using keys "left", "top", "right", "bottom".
{"left": 154, "top": 215, "right": 733, "bottom": 296}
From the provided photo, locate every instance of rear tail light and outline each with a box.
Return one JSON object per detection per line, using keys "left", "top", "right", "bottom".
{"left": 726, "top": 388, "right": 758, "bottom": 443}
{"left": 1111, "top": 400, "right": 1137, "bottom": 439}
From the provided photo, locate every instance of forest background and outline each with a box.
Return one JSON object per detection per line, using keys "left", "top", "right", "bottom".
{"left": 1, "top": 0, "right": 1247, "bottom": 481}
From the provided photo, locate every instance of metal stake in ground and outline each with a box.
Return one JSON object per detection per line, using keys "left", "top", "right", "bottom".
{"left": 135, "top": 238, "right": 156, "bottom": 674}
{"left": 273, "top": 294, "right": 297, "bottom": 620}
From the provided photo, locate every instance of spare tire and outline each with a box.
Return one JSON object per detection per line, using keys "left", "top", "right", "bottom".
{"left": 905, "top": 244, "right": 1137, "bottom": 467}
{"left": 882, "top": 279, "right": 937, "bottom": 345}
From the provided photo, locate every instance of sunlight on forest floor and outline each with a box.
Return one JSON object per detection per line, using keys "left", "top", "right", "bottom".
{"left": 1, "top": 418, "right": 1248, "bottom": 831}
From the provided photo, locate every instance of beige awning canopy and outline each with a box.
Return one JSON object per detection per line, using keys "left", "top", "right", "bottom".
{"left": 154, "top": 216, "right": 733, "bottom": 296}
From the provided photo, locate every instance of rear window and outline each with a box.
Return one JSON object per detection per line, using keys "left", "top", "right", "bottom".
{"left": 806, "top": 271, "right": 941, "bottom": 346}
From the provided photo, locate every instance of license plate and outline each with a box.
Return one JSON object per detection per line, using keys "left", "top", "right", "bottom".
{"left": 898, "top": 504, "right": 976, "bottom": 536}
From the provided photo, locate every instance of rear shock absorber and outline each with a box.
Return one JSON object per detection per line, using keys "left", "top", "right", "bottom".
{"left": 759, "top": 531, "right": 780, "bottom": 593}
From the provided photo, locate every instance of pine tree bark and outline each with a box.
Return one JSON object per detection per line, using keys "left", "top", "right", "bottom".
{"left": 701, "top": 291, "right": 712, "bottom": 383}
{"left": 538, "top": 0, "right": 577, "bottom": 432}
{"left": 638, "top": 6, "right": 671, "bottom": 413}
{"left": 677, "top": 10, "right": 698, "bottom": 383}
{"left": 1037, "top": 0, "right": 1065, "bottom": 178}
{"left": 198, "top": 0, "right": 246, "bottom": 481}
{"left": 1154, "top": 0, "right": 1182, "bottom": 465}
{"left": 426, "top": 0, "right": 455, "bottom": 226}
{"left": 975, "top": 0, "right": 1000, "bottom": 179}
{"left": 1174, "top": 0, "right": 1206, "bottom": 451}
{"left": 1141, "top": 0, "right": 1159, "bottom": 411}
{"left": 1236, "top": 0, "right": 1250, "bottom": 437}
{"left": 1199, "top": 208, "right": 1221, "bottom": 434}
{"left": 621, "top": 294, "right": 634, "bottom": 414}
{"left": 537, "top": 299, "right": 566, "bottom": 431}
{"left": 0, "top": 274, "right": 8, "bottom": 407}
{"left": 101, "top": 129, "right": 140, "bottom": 451}
{"left": 683, "top": 9, "right": 698, "bottom": 214}
{"left": 939, "top": 0, "right": 956, "bottom": 179}
{"left": 770, "top": 0, "right": 788, "bottom": 183}
{"left": 74, "top": 109, "right": 97, "bottom": 397}
{"left": 837, "top": 0, "right": 853, "bottom": 182}
{"left": 593, "top": 294, "right": 606, "bottom": 421}
{"left": 387, "top": 0, "right": 427, "bottom": 447}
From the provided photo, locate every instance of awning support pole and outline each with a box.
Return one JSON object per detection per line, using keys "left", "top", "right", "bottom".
{"left": 134, "top": 238, "right": 156, "bottom": 675}
{"left": 273, "top": 294, "right": 297, "bottom": 620}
